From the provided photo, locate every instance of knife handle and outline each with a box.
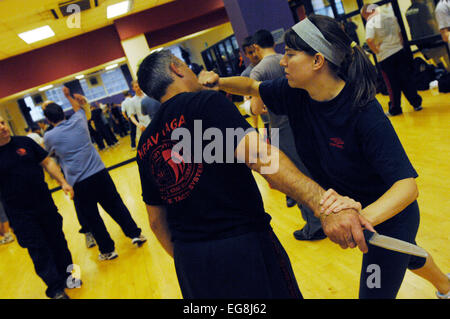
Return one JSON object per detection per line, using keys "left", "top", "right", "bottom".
{"left": 363, "top": 229, "right": 375, "bottom": 243}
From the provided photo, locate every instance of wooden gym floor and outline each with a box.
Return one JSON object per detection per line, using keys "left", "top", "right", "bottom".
{"left": 0, "top": 89, "right": 448, "bottom": 299}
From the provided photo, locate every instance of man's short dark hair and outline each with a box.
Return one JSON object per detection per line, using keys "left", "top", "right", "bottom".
{"left": 137, "top": 50, "right": 180, "bottom": 101}
{"left": 252, "top": 29, "right": 274, "bottom": 48}
{"left": 241, "top": 35, "right": 255, "bottom": 51}
{"left": 43, "top": 103, "right": 65, "bottom": 124}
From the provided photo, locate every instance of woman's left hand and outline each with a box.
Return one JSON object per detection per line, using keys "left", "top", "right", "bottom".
{"left": 320, "top": 188, "right": 362, "bottom": 217}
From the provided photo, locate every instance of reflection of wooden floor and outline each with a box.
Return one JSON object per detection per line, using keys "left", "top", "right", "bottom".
{"left": 1, "top": 90, "right": 449, "bottom": 299}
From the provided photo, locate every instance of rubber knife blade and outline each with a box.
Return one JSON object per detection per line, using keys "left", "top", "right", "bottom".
{"left": 363, "top": 230, "right": 428, "bottom": 258}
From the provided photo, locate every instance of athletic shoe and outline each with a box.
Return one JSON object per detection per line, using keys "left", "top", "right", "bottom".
{"left": 98, "top": 250, "right": 118, "bottom": 261}
{"left": 132, "top": 235, "right": 147, "bottom": 247}
{"left": 52, "top": 291, "right": 70, "bottom": 299}
{"left": 414, "top": 105, "right": 423, "bottom": 111}
{"left": 0, "top": 233, "right": 14, "bottom": 245}
{"left": 436, "top": 273, "right": 450, "bottom": 299}
{"left": 85, "top": 232, "right": 96, "bottom": 249}
{"left": 286, "top": 196, "right": 297, "bottom": 208}
{"left": 293, "top": 228, "right": 326, "bottom": 241}
{"left": 385, "top": 110, "right": 402, "bottom": 117}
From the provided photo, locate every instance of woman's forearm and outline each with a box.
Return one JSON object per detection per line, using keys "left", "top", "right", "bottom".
{"left": 218, "top": 76, "right": 261, "bottom": 97}
{"left": 361, "top": 178, "right": 419, "bottom": 226}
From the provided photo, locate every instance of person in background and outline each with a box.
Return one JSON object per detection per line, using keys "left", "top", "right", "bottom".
{"left": 25, "top": 126, "right": 44, "bottom": 147}
{"left": 91, "top": 103, "right": 117, "bottom": 148}
{"left": 0, "top": 115, "right": 76, "bottom": 299}
{"left": 141, "top": 96, "right": 161, "bottom": 122}
{"left": 43, "top": 88, "right": 147, "bottom": 261}
{"left": 240, "top": 35, "right": 266, "bottom": 132}
{"left": 0, "top": 196, "right": 14, "bottom": 245}
{"left": 436, "top": 0, "right": 450, "bottom": 46}
{"left": 110, "top": 102, "right": 128, "bottom": 137}
{"left": 129, "top": 81, "right": 150, "bottom": 135}
{"left": 121, "top": 91, "right": 137, "bottom": 149}
{"left": 362, "top": 4, "right": 423, "bottom": 116}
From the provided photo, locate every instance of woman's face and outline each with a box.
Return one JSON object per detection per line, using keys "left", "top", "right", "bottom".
{"left": 280, "top": 47, "right": 315, "bottom": 89}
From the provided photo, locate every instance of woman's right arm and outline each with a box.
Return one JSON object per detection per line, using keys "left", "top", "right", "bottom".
{"left": 199, "top": 71, "right": 261, "bottom": 98}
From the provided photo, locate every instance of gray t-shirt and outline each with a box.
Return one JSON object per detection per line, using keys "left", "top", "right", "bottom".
{"left": 249, "top": 54, "right": 290, "bottom": 130}
{"left": 44, "top": 109, "right": 105, "bottom": 186}
{"left": 240, "top": 64, "right": 254, "bottom": 77}
{"left": 141, "top": 96, "right": 161, "bottom": 120}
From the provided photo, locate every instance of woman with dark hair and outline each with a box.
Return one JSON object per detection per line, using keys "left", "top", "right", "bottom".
{"left": 200, "top": 15, "right": 449, "bottom": 299}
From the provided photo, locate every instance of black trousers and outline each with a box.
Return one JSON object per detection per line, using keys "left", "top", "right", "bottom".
{"left": 73, "top": 169, "right": 141, "bottom": 254}
{"left": 379, "top": 49, "right": 422, "bottom": 114}
{"left": 129, "top": 119, "right": 137, "bottom": 148}
{"left": 9, "top": 203, "right": 73, "bottom": 298}
{"left": 174, "top": 229, "right": 303, "bottom": 299}
{"left": 88, "top": 122, "right": 105, "bottom": 150}
{"left": 359, "top": 201, "right": 426, "bottom": 298}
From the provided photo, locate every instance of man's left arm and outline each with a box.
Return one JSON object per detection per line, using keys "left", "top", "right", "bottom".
{"left": 40, "top": 157, "right": 74, "bottom": 199}
{"left": 146, "top": 205, "right": 173, "bottom": 258}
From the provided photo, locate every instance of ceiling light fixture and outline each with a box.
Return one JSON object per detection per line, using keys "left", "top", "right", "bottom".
{"left": 18, "top": 26, "right": 55, "bottom": 44}
{"left": 107, "top": 1, "right": 131, "bottom": 19}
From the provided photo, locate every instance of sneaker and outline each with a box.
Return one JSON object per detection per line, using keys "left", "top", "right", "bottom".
{"left": 52, "top": 291, "right": 70, "bottom": 299}
{"left": 293, "top": 228, "right": 326, "bottom": 241}
{"left": 436, "top": 273, "right": 450, "bottom": 299}
{"left": 429, "top": 80, "right": 439, "bottom": 90}
{"left": 0, "top": 233, "right": 14, "bottom": 245}
{"left": 85, "top": 232, "right": 97, "bottom": 249}
{"left": 132, "top": 235, "right": 147, "bottom": 247}
{"left": 414, "top": 105, "right": 423, "bottom": 111}
{"left": 385, "top": 110, "right": 402, "bottom": 117}
{"left": 286, "top": 196, "right": 297, "bottom": 208}
{"left": 98, "top": 250, "right": 118, "bottom": 261}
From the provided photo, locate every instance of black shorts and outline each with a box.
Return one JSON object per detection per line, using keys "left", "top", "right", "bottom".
{"left": 173, "top": 229, "right": 302, "bottom": 299}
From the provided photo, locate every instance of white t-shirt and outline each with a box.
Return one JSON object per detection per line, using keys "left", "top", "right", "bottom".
{"left": 27, "top": 132, "right": 44, "bottom": 146}
{"left": 436, "top": 0, "right": 450, "bottom": 49}
{"left": 365, "top": 13, "right": 403, "bottom": 62}
{"left": 436, "top": 0, "right": 450, "bottom": 30}
{"left": 130, "top": 95, "right": 150, "bottom": 127}
{"left": 121, "top": 97, "right": 134, "bottom": 118}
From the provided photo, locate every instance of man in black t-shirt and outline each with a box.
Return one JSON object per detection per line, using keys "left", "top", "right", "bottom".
{"left": 136, "top": 50, "right": 371, "bottom": 298}
{"left": 0, "top": 115, "right": 77, "bottom": 299}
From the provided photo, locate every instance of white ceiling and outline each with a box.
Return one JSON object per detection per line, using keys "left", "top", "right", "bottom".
{"left": 0, "top": 0, "right": 175, "bottom": 61}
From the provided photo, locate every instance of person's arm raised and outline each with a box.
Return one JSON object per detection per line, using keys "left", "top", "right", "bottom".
{"left": 62, "top": 86, "right": 82, "bottom": 112}
{"left": 199, "top": 71, "right": 261, "bottom": 98}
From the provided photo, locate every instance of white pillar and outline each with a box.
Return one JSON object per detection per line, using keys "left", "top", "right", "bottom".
{"left": 121, "top": 34, "right": 151, "bottom": 80}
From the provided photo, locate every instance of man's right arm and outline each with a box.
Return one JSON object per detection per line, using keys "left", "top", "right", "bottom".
{"left": 63, "top": 87, "right": 82, "bottom": 112}
{"left": 235, "top": 130, "right": 374, "bottom": 252}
